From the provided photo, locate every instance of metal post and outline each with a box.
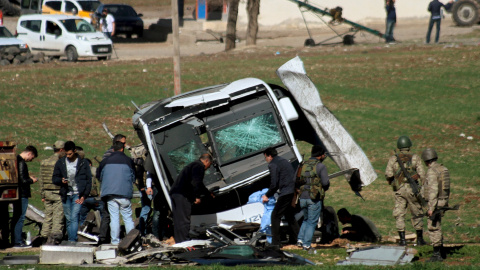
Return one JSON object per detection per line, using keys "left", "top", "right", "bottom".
{"left": 172, "top": 0, "right": 181, "bottom": 95}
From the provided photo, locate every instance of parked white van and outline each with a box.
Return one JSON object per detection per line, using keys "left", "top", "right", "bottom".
{"left": 16, "top": 14, "right": 112, "bottom": 61}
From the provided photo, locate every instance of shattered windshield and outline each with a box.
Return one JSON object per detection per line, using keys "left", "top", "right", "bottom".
{"left": 212, "top": 113, "right": 283, "bottom": 164}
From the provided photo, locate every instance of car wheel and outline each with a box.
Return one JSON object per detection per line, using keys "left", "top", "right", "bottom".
{"left": 66, "top": 46, "right": 78, "bottom": 62}
{"left": 98, "top": 56, "right": 108, "bottom": 61}
{"left": 127, "top": 33, "right": 132, "bottom": 39}
{"left": 137, "top": 29, "right": 144, "bottom": 38}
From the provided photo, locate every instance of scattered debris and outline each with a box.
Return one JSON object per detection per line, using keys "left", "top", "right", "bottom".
{"left": 40, "top": 245, "right": 96, "bottom": 264}
{"left": 337, "top": 246, "right": 416, "bottom": 266}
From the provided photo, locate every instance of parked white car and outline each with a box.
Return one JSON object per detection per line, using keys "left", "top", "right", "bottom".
{"left": 0, "top": 26, "right": 29, "bottom": 53}
{"left": 16, "top": 14, "right": 112, "bottom": 61}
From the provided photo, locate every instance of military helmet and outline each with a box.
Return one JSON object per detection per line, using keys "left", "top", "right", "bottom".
{"left": 397, "top": 135, "right": 412, "bottom": 149}
{"left": 421, "top": 148, "right": 438, "bottom": 161}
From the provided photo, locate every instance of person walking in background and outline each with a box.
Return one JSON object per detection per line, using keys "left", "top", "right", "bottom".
{"left": 385, "top": 0, "right": 396, "bottom": 43}
{"left": 426, "top": 0, "right": 449, "bottom": 44}
{"left": 12, "top": 146, "right": 38, "bottom": 248}
{"left": 97, "top": 141, "right": 135, "bottom": 245}
{"left": 40, "top": 141, "right": 65, "bottom": 245}
{"left": 53, "top": 141, "right": 92, "bottom": 243}
{"left": 100, "top": 8, "right": 115, "bottom": 39}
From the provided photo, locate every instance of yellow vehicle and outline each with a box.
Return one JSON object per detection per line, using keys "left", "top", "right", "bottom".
{"left": 41, "top": 0, "right": 101, "bottom": 23}
{"left": 0, "top": 141, "right": 18, "bottom": 202}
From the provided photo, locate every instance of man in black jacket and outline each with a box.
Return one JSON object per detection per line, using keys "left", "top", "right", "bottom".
{"left": 52, "top": 141, "right": 92, "bottom": 242}
{"left": 12, "top": 146, "right": 38, "bottom": 248}
{"left": 262, "top": 147, "right": 299, "bottom": 249}
{"left": 170, "top": 154, "right": 213, "bottom": 243}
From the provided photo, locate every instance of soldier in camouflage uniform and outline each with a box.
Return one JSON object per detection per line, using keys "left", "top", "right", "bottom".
{"left": 40, "top": 141, "right": 65, "bottom": 244}
{"left": 422, "top": 148, "right": 450, "bottom": 262}
{"left": 385, "top": 136, "right": 426, "bottom": 246}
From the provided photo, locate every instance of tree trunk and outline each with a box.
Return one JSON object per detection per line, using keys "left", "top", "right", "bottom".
{"left": 225, "top": 0, "right": 240, "bottom": 51}
{"left": 246, "top": 0, "right": 260, "bottom": 46}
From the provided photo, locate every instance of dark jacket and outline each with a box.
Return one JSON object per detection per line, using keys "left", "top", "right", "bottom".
{"left": 52, "top": 156, "right": 92, "bottom": 203}
{"left": 97, "top": 151, "right": 135, "bottom": 199}
{"left": 386, "top": 2, "right": 396, "bottom": 22}
{"left": 265, "top": 156, "right": 295, "bottom": 198}
{"left": 428, "top": 0, "right": 445, "bottom": 19}
{"left": 169, "top": 160, "right": 210, "bottom": 203}
{"left": 17, "top": 155, "right": 34, "bottom": 198}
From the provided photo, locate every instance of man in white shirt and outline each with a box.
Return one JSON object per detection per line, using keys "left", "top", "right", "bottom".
{"left": 101, "top": 8, "right": 115, "bottom": 39}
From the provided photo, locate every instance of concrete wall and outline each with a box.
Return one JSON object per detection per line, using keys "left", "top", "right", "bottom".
{"left": 237, "top": 0, "right": 433, "bottom": 29}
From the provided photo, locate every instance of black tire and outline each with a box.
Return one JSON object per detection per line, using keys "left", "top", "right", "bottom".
{"left": 304, "top": 38, "right": 316, "bottom": 47}
{"left": 66, "top": 46, "right": 78, "bottom": 62}
{"left": 343, "top": 35, "right": 355, "bottom": 45}
{"left": 97, "top": 56, "right": 108, "bottom": 61}
{"left": 127, "top": 33, "right": 132, "bottom": 39}
{"left": 452, "top": 0, "right": 480, "bottom": 26}
{"left": 137, "top": 29, "right": 144, "bottom": 38}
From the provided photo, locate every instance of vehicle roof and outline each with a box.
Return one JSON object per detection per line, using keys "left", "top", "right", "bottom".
{"left": 18, "top": 14, "right": 83, "bottom": 20}
{"left": 44, "top": 0, "right": 100, "bottom": 2}
{"left": 101, "top": 4, "right": 135, "bottom": 7}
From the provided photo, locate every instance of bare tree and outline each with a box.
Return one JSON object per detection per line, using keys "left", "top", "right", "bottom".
{"left": 246, "top": 0, "right": 260, "bottom": 45}
{"left": 225, "top": 0, "right": 240, "bottom": 51}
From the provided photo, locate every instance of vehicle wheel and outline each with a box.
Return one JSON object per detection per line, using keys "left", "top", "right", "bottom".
{"left": 98, "top": 56, "right": 108, "bottom": 61}
{"left": 66, "top": 46, "right": 78, "bottom": 62}
{"left": 452, "top": 0, "right": 480, "bottom": 26}
{"left": 304, "top": 38, "right": 315, "bottom": 47}
{"left": 137, "top": 29, "right": 144, "bottom": 38}
{"left": 127, "top": 33, "right": 132, "bottom": 39}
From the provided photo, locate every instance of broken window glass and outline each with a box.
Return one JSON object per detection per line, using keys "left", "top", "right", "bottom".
{"left": 212, "top": 112, "right": 283, "bottom": 164}
{"left": 167, "top": 140, "right": 200, "bottom": 173}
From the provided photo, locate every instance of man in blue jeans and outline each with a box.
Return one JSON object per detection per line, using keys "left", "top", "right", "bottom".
{"left": 296, "top": 145, "right": 330, "bottom": 250}
{"left": 12, "top": 146, "right": 38, "bottom": 248}
{"left": 426, "top": 0, "right": 450, "bottom": 43}
{"left": 385, "top": 0, "right": 396, "bottom": 43}
{"left": 53, "top": 141, "right": 92, "bottom": 243}
{"left": 97, "top": 141, "right": 135, "bottom": 245}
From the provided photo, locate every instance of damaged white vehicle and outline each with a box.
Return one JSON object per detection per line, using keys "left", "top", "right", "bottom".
{"left": 132, "top": 57, "right": 377, "bottom": 228}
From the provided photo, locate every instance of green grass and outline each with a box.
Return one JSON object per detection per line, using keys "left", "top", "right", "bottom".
{"left": 0, "top": 39, "right": 479, "bottom": 266}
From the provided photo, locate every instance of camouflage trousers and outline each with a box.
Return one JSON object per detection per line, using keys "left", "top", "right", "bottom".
{"left": 393, "top": 184, "right": 424, "bottom": 231}
{"left": 41, "top": 191, "right": 64, "bottom": 238}
{"left": 428, "top": 215, "right": 442, "bottom": 247}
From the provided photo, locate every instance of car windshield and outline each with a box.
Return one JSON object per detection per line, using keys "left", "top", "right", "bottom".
{"left": 78, "top": 0, "right": 101, "bottom": 12}
{"left": 108, "top": 5, "right": 137, "bottom": 17}
{"left": 212, "top": 112, "right": 284, "bottom": 164}
{"left": 60, "top": 19, "right": 96, "bottom": 33}
{"left": 0, "top": 27, "right": 14, "bottom": 38}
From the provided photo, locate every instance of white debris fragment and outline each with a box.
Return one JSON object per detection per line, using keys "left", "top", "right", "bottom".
{"left": 460, "top": 133, "right": 465, "bottom": 137}
{"left": 143, "top": 69, "right": 148, "bottom": 73}
{"left": 44, "top": 146, "right": 53, "bottom": 150}
{"left": 467, "top": 136, "right": 473, "bottom": 140}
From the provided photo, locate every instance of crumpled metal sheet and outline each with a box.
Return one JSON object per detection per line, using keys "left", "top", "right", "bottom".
{"left": 337, "top": 246, "right": 415, "bottom": 265}
{"left": 276, "top": 57, "right": 378, "bottom": 186}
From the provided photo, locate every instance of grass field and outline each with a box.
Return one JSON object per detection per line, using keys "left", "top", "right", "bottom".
{"left": 1, "top": 39, "right": 479, "bottom": 266}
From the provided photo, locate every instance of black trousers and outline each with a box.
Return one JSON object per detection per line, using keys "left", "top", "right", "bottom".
{"left": 271, "top": 193, "right": 299, "bottom": 246}
{"left": 98, "top": 196, "right": 111, "bottom": 243}
{"left": 171, "top": 193, "right": 191, "bottom": 243}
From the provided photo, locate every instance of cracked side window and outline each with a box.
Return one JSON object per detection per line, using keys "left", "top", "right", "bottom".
{"left": 167, "top": 140, "right": 201, "bottom": 174}
{"left": 212, "top": 112, "right": 283, "bottom": 164}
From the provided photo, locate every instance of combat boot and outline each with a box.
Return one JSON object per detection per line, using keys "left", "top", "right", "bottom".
{"left": 398, "top": 231, "right": 406, "bottom": 246}
{"left": 416, "top": 230, "right": 427, "bottom": 246}
{"left": 427, "top": 246, "right": 443, "bottom": 262}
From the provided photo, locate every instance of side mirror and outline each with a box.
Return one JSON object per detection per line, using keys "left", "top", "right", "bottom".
{"left": 138, "top": 13, "right": 143, "bottom": 17}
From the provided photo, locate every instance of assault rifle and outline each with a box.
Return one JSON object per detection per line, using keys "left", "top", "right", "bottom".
{"left": 394, "top": 150, "right": 427, "bottom": 207}
{"left": 430, "top": 204, "right": 460, "bottom": 226}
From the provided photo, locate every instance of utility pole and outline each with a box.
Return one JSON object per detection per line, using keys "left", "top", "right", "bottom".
{"left": 172, "top": 0, "right": 181, "bottom": 95}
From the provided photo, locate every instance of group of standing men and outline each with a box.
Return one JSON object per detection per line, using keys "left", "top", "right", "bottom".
{"left": 3, "top": 134, "right": 137, "bottom": 248}
{"left": 384, "top": 0, "right": 454, "bottom": 44}
{"left": 386, "top": 135, "right": 451, "bottom": 262}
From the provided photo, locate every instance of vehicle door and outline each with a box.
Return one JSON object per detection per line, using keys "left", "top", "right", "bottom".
{"left": 42, "top": 19, "right": 65, "bottom": 55}
{"left": 17, "top": 18, "right": 44, "bottom": 52}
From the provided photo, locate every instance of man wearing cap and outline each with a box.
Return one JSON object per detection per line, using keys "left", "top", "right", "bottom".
{"left": 40, "top": 141, "right": 66, "bottom": 244}
{"left": 100, "top": 8, "right": 115, "bottom": 39}
{"left": 295, "top": 145, "right": 330, "bottom": 250}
